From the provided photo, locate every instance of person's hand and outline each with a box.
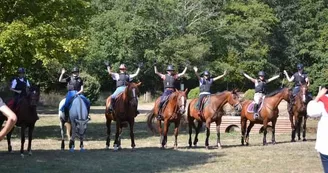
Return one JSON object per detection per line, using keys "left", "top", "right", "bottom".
{"left": 223, "top": 70, "right": 227, "bottom": 75}
{"left": 16, "top": 90, "right": 22, "bottom": 94}
{"left": 283, "top": 70, "right": 287, "bottom": 74}
{"left": 317, "top": 87, "right": 327, "bottom": 98}
{"left": 279, "top": 72, "right": 284, "bottom": 78}
{"left": 61, "top": 68, "right": 66, "bottom": 74}
{"left": 193, "top": 66, "right": 198, "bottom": 72}
{"left": 104, "top": 61, "right": 110, "bottom": 67}
{"left": 138, "top": 62, "right": 144, "bottom": 68}
{"left": 240, "top": 70, "right": 245, "bottom": 75}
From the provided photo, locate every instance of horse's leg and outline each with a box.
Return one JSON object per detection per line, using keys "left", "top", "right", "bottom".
{"left": 80, "top": 136, "right": 85, "bottom": 152}
{"left": 188, "top": 116, "right": 194, "bottom": 148}
{"left": 7, "top": 129, "right": 13, "bottom": 153}
{"left": 106, "top": 119, "right": 112, "bottom": 149}
{"left": 161, "top": 120, "right": 169, "bottom": 149}
{"left": 69, "top": 123, "right": 76, "bottom": 152}
{"left": 157, "top": 119, "right": 163, "bottom": 147}
{"left": 245, "top": 122, "right": 255, "bottom": 146}
{"left": 20, "top": 125, "right": 26, "bottom": 157}
{"left": 66, "top": 123, "right": 72, "bottom": 149}
{"left": 60, "top": 121, "right": 65, "bottom": 150}
{"left": 290, "top": 114, "right": 296, "bottom": 142}
{"left": 27, "top": 123, "right": 35, "bottom": 156}
{"left": 297, "top": 115, "right": 303, "bottom": 141}
{"left": 262, "top": 119, "right": 269, "bottom": 146}
{"left": 205, "top": 120, "right": 211, "bottom": 149}
{"left": 173, "top": 119, "right": 180, "bottom": 149}
{"left": 194, "top": 121, "right": 202, "bottom": 147}
{"left": 113, "top": 120, "right": 120, "bottom": 151}
{"left": 215, "top": 118, "right": 222, "bottom": 149}
{"left": 241, "top": 117, "right": 247, "bottom": 146}
{"left": 271, "top": 118, "right": 277, "bottom": 145}
{"left": 129, "top": 118, "right": 136, "bottom": 150}
{"left": 302, "top": 115, "right": 307, "bottom": 141}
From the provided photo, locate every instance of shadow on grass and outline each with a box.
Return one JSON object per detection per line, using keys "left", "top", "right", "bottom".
{"left": 0, "top": 147, "right": 223, "bottom": 173}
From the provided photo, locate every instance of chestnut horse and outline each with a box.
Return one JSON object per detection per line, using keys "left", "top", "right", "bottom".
{"left": 188, "top": 90, "right": 241, "bottom": 149}
{"left": 289, "top": 84, "right": 309, "bottom": 142}
{"left": 147, "top": 89, "right": 188, "bottom": 149}
{"left": 105, "top": 82, "right": 141, "bottom": 150}
{"left": 0, "top": 86, "right": 40, "bottom": 157}
{"left": 240, "top": 87, "right": 291, "bottom": 146}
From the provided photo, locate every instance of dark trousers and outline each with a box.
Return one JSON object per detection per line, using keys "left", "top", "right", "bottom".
{"left": 159, "top": 89, "right": 174, "bottom": 108}
{"left": 320, "top": 153, "right": 328, "bottom": 173}
{"left": 196, "top": 94, "right": 210, "bottom": 110}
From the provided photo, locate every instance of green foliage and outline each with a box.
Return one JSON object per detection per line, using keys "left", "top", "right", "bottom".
{"left": 243, "top": 89, "right": 255, "bottom": 100}
{"left": 80, "top": 72, "right": 101, "bottom": 104}
{"left": 188, "top": 87, "right": 200, "bottom": 99}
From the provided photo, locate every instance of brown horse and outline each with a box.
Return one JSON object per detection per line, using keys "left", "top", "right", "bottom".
{"left": 188, "top": 90, "right": 241, "bottom": 149}
{"left": 0, "top": 86, "right": 40, "bottom": 157}
{"left": 289, "top": 84, "right": 309, "bottom": 142}
{"left": 240, "top": 87, "right": 291, "bottom": 146}
{"left": 147, "top": 89, "right": 188, "bottom": 149}
{"left": 105, "top": 82, "right": 141, "bottom": 151}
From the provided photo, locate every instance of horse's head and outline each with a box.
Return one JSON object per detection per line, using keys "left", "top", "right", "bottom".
{"left": 126, "top": 82, "right": 141, "bottom": 107}
{"left": 74, "top": 118, "right": 90, "bottom": 137}
{"left": 299, "top": 84, "right": 309, "bottom": 103}
{"left": 28, "top": 85, "right": 40, "bottom": 106}
{"left": 175, "top": 88, "right": 188, "bottom": 114}
{"left": 282, "top": 87, "right": 292, "bottom": 102}
{"left": 228, "top": 89, "right": 242, "bottom": 112}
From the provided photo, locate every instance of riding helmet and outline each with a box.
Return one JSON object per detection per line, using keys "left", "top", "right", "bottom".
{"left": 72, "top": 67, "right": 79, "bottom": 73}
{"left": 119, "top": 64, "right": 127, "bottom": 70}
{"left": 297, "top": 63, "right": 304, "bottom": 70}
{"left": 166, "top": 65, "right": 174, "bottom": 71}
{"left": 18, "top": 67, "right": 25, "bottom": 73}
{"left": 258, "top": 71, "right": 265, "bottom": 77}
{"left": 204, "top": 70, "right": 210, "bottom": 76}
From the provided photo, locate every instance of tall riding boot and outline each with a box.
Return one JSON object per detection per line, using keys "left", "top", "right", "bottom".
{"left": 64, "top": 107, "right": 70, "bottom": 122}
{"left": 109, "top": 97, "right": 115, "bottom": 112}
{"left": 157, "top": 101, "right": 163, "bottom": 120}
{"left": 253, "top": 104, "right": 259, "bottom": 119}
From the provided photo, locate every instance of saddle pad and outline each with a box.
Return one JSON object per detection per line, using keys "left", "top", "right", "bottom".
{"left": 194, "top": 95, "right": 210, "bottom": 110}
{"left": 247, "top": 101, "right": 264, "bottom": 113}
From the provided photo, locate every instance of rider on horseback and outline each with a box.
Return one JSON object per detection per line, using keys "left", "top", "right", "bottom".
{"left": 283, "top": 63, "right": 310, "bottom": 112}
{"left": 193, "top": 66, "right": 227, "bottom": 115}
{"left": 154, "top": 64, "right": 187, "bottom": 120}
{"left": 242, "top": 71, "right": 280, "bottom": 119}
{"left": 59, "top": 67, "right": 90, "bottom": 121}
{"left": 106, "top": 63, "right": 140, "bottom": 114}
{"left": 10, "top": 68, "right": 30, "bottom": 110}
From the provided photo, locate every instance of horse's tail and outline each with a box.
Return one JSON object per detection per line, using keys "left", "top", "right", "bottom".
{"left": 146, "top": 108, "right": 156, "bottom": 134}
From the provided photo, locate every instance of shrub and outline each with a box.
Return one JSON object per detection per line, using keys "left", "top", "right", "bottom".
{"left": 188, "top": 87, "right": 199, "bottom": 99}
{"left": 80, "top": 72, "right": 101, "bottom": 104}
{"left": 243, "top": 89, "right": 255, "bottom": 100}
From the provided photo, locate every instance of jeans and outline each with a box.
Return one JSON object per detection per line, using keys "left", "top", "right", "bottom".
{"left": 320, "top": 153, "right": 328, "bottom": 173}
{"left": 110, "top": 86, "right": 127, "bottom": 107}
{"left": 60, "top": 91, "right": 90, "bottom": 112}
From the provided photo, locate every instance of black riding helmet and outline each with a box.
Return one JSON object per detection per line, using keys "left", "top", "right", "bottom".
{"left": 18, "top": 67, "right": 25, "bottom": 74}
{"left": 72, "top": 67, "right": 79, "bottom": 73}
{"left": 297, "top": 63, "right": 304, "bottom": 70}
{"left": 166, "top": 65, "right": 174, "bottom": 71}
{"left": 203, "top": 70, "right": 210, "bottom": 76}
{"left": 258, "top": 71, "right": 265, "bottom": 77}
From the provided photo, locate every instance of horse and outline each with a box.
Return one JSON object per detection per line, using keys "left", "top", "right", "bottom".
{"left": 187, "top": 90, "right": 242, "bottom": 149}
{"left": 147, "top": 89, "right": 188, "bottom": 149}
{"left": 0, "top": 86, "right": 40, "bottom": 157}
{"left": 105, "top": 82, "right": 141, "bottom": 151}
{"left": 240, "top": 87, "right": 291, "bottom": 146}
{"left": 289, "top": 84, "right": 309, "bottom": 142}
{"left": 59, "top": 94, "right": 90, "bottom": 152}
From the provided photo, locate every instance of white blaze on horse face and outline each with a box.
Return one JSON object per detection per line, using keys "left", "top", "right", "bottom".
{"left": 181, "top": 95, "right": 185, "bottom": 110}
{"left": 132, "top": 88, "right": 136, "bottom": 98}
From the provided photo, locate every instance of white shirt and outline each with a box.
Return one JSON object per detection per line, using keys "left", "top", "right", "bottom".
{"left": 11, "top": 78, "right": 30, "bottom": 89}
{"left": 307, "top": 96, "right": 328, "bottom": 155}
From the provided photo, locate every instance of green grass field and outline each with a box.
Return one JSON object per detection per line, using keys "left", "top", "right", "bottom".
{"left": 0, "top": 110, "right": 323, "bottom": 173}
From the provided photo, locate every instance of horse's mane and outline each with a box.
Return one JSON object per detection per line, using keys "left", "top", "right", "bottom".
{"left": 266, "top": 88, "right": 285, "bottom": 97}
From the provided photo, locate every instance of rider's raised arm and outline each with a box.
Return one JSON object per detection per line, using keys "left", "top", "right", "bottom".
{"left": 0, "top": 100, "right": 17, "bottom": 141}
{"left": 213, "top": 70, "right": 227, "bottom": 82}
{"left": 242, "top": 72, "right": 256, "bottom": 83}
{"left": 193, "top": 67, "right": 201, "bottom": 81}
{"left": 177, "top": 67, "right": 187, "bottom": 77}
{"left": 267, "top": 74, "right": 280, "bottom": 83}
{"left": 59, "top": 68, "right": 67, "bottom": 83}
{"left": 154, "top": 66, "right": 165, "bottom": 79}
{"left": 107, "top": 66, "right": 114, "bottom": 76}
{"left": 130, "top": 67, "right": 140, "bottom": 79}
{"left": 283, "top": 70, "right": 294, "bottom": 82}
{"left": 305, "top": 75, "right": 310, "bottom": 86}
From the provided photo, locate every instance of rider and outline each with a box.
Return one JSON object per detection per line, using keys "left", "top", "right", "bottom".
{"left": 283, "top": 63, "right": 310, "bottom": 106}
{"left": 193, "top": 66, "right": 227, "bottom": 115}
{"left": 242, "top": 71, "right": 280, "bottom": 119}
{"left": 0, "top": 97, "right": 17, "bottom": 141}
{"left": 154, "top": 64, "right": 187, "bottom": 119}
{"left": 59, "top": 67, "right": 91, "bottom": 121}
{"left": 10, "top": 68, "right": 31, "bottom": 110}
{"left": 106, "top": 63, "right": 140, "bottom": 114}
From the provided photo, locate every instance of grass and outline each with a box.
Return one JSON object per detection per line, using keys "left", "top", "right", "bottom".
{"left": 0, "top": 110, "right": 323, "bottom": 173}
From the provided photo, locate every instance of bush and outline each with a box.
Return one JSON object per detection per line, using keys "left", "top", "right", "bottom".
{"left": 80, "top": 72, "right": 101, "bottom": 104}
{"left": 188, "top": 87, "right": 199, "bottom": 99}
{"left": 243, "top": 89, "right": 255, "bottom": 100}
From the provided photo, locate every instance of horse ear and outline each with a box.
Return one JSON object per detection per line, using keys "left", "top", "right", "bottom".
{"left": 136, "top": 82, "right": 142, "bottom": 86}
{"left": 175, "top": 88, "right": 178, "bottom": 92}
{"left": 184, "top": 88, "right": 188, "bottom": 93}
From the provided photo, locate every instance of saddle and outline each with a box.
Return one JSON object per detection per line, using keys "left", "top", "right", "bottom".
{"left": 7, "top": 98, "right": 22, "bottom": 113}
{"left": 158, "top": 96, "right": 170, "bottom": 115}
{"left": 195, "top": 95, "right": 210, "bottom": 116}
{"left": 246, "top": 101, "right": 264, "bottom": 114}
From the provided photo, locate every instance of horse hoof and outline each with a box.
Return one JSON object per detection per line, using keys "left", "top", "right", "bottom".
{"left": 174, "top": 146, "right": 178, "bottom": 150}
{"left": 263, "top": 143, "right": 268, "bottom": 146}
{"left": 291, "top": 139, "right": 296, "bottom": 142}
{"left": 69, "top": 148, "right": 74, "bottom": 153}
{"left": 80, "top": 148, "right": 85, "bottom": 152}
{"left": 246, "top": 143, "right": 249, "bottom": 146}
{"left": 131, "top": 147, "right": 136, "bottom": 152}
{"left": 28, "top": 151, "right": 32, "bottom": 156}
{"left": 303, "top": 139, "right": 307, "bottom": 142}
{"left": 205, "top": 146, "right": 209, "bottom": 150}
{"left": 105, "top": 146, "right": 110, "bottom": 150}
{"left": 272, "top": 142, "right": 276, "bottom": 145}
{"left": 21, "top": 154, "right": 24, "bottom": 158}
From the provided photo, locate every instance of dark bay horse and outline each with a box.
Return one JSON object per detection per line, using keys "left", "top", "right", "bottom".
{"left": 240, "top": 87, "right": 291, "bottom": 146}
{"left": 0, "top": 86, "right": 40, "bottom": 157}
{"left": 188, "top": 90, "right": 241, "bottom": 149}
{"left": 147, "top": 89, "right": 188, "bottom": 149}
{"left": 289, "top": 84, "right": 309, "bottom": 142}
{"left": 105, "top": 82, "right": 141, "bottom": 151}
